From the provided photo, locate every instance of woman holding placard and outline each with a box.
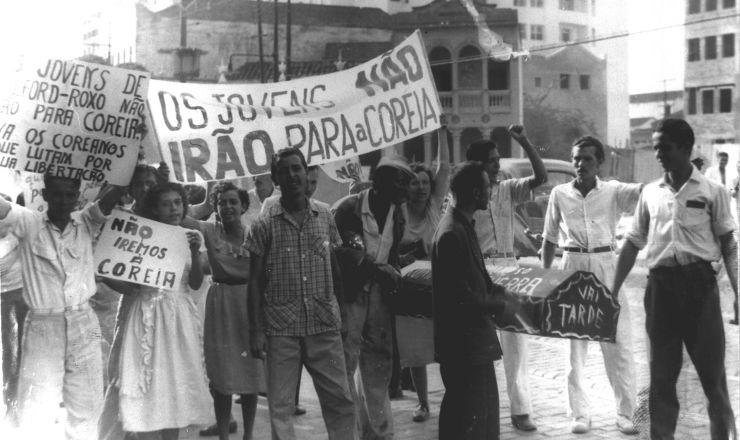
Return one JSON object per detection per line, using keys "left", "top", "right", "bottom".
{"left": 196, "top": 181, "right": 265, "bottom": 440}
{"left": 117, "top": 182, "right": 211, "bottom": 440}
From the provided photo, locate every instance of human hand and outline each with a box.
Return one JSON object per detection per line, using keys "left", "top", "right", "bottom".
{"left": 250, "top": 330, "right": 267, "bottom": 359}
{"left": 157, "top": 161, "right": 170, "bottom": 183}
{"left": 508, "top": 124, "right": 527, "bottom": 143}
{"left": 186, "top": 230, "right": 202, "bottom": 252}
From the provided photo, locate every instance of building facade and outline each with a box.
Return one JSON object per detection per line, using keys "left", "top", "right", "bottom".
{"left": 684, "top": 0, "right": 740, "bottom": 146}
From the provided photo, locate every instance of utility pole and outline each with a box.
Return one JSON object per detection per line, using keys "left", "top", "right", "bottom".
{"left": 258, "top": 0, "right": 265, "bottom": 83}
{"left": 273, "top": 0, "right": 279, "bottom": 82}
{"left": 659, "top": 78, "right": 675, "bottom": 118}
{"left": 286, "top": 0, "right": 291, "bottom": 80}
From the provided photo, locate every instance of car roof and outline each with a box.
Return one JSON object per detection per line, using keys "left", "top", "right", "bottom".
{"left": 499, "top": 158, "right": 574, "bottom": 179}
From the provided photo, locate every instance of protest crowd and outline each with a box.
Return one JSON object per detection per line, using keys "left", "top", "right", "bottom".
{"left": 1, "top": 46, "right": 739, "bottom": 440}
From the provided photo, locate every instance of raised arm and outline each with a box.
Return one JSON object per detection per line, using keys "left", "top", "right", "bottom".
{"left": 95, "top": 184, "right": 129, "bottom": 215}
{"left": 432, "top": 126, "right": 451, "bottom": 203}
{"left": 509, "top": 125, "right": 547, "bottom": 189}
{"left": 186, "top": 230, "right": 204, "bottom": 290}
{"left": 0, "top": 196, "right": 11, "bottom": 219}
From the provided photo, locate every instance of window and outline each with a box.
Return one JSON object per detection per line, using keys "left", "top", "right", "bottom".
{"left": 561, "top": 27, "right": 573, "bottom": 42}
{"left": 579, "top": 74, "right": 590, "bottom": 90}
{"left": 488, "top": 60, "right": 510, "bottom": 91}
{"left": 687, "top": 88, "right": 697, "bottom": 114}
{"left": 429, "top": 46, "right": 452, "bottom": 91}
{"left": 519, "top": 24, "right": 527, "bottom": 41}
{"left": 530, "top": 24, "right": 544, "bottom": 40}
{"left": 720, "top": 88, "right": 732, "bottom": 112}
{"left": 534, "top": 77, "right": 542, "bottom": 87}
{"left": 724, "top": 0, "right": 736, "bottom": 8}
{"left": 458, "top": 45, "right": 483, "bottom": 90}
{"left": 706, "top": 36, "right": 717, "bottom": 59}
{"left": 514, "top": 0, "right": 527, "bottom": 5}
{"left": 688, "top": 38, "right": 701, "bottom": 61}
{"left": 723, "top": 33, "right": 735, "bottom": 57}
{"left": 530, "top": 0, "right": 544, "bottom": 7}
{"left": 688, "top": 0, "right": 701, "bottom": 13}
{"left": 560, "top": 0, "right": 575, "bottom": 10}
{"left": 707, "top": 0, "right": 718, "bottom": 11}
{"left": 560, "top": 74, "right": 570, "bottom": 89}
{"left": 702, "top": 89, "right": 714, "bottom": 114}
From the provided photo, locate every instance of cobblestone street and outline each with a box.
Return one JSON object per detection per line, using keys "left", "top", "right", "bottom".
{"left": 183, "top": 257, "right": 740, "bottom": 440}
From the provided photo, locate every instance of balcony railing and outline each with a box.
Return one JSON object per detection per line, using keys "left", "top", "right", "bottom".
{"left": 438, "top": 90, "right": 512, "bottom": 115}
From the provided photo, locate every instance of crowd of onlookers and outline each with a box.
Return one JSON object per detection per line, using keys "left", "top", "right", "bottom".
{"left": 1, "top": 118, "right": 737, "bottom": 440}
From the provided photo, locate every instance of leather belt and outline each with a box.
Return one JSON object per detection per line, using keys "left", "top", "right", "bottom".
{"left": 212, "top": 279, "right": 249, "bottom": 286}
{"left": 562, "top": 245, "right": 613, "bottom": 253}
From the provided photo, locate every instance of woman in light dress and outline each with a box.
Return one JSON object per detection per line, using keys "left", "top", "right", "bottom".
{"left": 197, "top": 181, "right": 265, "bottom": 440}
{"left": 398, "top": 126, "right": 450, "bottom": 422}
{"left": 117, "top": 182, "right": 211, "bottom": 440}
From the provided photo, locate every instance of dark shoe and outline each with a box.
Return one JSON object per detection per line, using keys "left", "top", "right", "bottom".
{"left": 412, "top": 404, "right": 430, "bottom": 422}
{"left": 730, "top": 318, "right": 738, "bottom": 325}
{"left": 511, "top": 414, "right": 537, "bottom": 431}
{"left": 199, "top": 420, "right": 237, "bottom": 436}
{"left": 294, "top": 404, "right": 307, "bottom": 416}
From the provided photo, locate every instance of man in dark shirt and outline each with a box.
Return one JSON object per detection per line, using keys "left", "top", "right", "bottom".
{"left": 432, "top": 161, "right": 509, "bottom": 439}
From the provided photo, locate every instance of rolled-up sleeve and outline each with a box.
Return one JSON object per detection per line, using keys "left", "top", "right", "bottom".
{"left": 507, "top": 177, "right": 532, "bottom": 204}
{"left": 625, "top": 191, "right": 650, "bottom": 250}
{"left": 0, "top": 203, "right": 32, "bottom": 239}
{"left": 712, "top": 185, "right": 736, "bottom": 237}
{"left": 615, "top": 182, "right": 643, "bottom": 214}
{"left": 244, "top": 215, "right": 269, "bottom": 256}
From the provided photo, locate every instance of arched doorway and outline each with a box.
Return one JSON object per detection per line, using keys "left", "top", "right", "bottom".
{"left": 429, "top": 46, "right": 452, "bottom": 92}
{"left": 458, "top": 45, "right": 483, "bottom": 90}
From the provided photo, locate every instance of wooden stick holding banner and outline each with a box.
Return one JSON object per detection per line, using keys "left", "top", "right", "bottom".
{"left": 148, "top": 30, "right": 442, "bottom": 184}
{"left": 94, "top": 208, "right": 191, "bottom": 289}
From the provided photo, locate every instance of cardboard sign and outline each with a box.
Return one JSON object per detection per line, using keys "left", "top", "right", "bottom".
{"left": 397, "top": 260, "right": 620, "bottom": 342}
{"left": 19, "top": 171, "right": 103, "bottom": 213}
{"left": 149, "top": 30, "right": 442, "bottom": 183}
{"left": 487, "top": 264, "right": 620, "bottom": 342}
{"left": 94, "top": 209, "right": 190, "bottom": 289}
{"left": 0, "top": 58, "right": 149, "bottom": 185}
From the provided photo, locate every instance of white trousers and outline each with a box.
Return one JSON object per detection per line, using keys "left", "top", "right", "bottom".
{"left": 491, "top": 256, "right": 532, "bottom": 416}
{"left": 560, "top": 251, "right": 636, "bottom": 419}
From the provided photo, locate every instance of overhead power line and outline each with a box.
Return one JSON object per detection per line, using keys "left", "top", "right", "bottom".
{"left": 429, "top": 11, "right": 740, "bottom": 66}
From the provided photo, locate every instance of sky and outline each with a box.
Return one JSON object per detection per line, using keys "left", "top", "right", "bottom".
{"left": 1, "top": 0, "right": 686, "bottom": 93}
{"left": 626, "top": 0, "right": 686, "bottom": 95}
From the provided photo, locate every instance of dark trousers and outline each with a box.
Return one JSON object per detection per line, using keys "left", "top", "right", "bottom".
{"left": 2, "top": 288, "right": 27, "bottom": 413}
{"left": 439, "top": 361, "right": 499, "bottom": 440}
{"left": 645, "top": 262, "right": 736, "bottom": 440}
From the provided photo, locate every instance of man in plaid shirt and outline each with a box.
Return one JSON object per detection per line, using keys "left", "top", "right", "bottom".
{"left": 247, "top": 148, "right": 356, "bottom": 440}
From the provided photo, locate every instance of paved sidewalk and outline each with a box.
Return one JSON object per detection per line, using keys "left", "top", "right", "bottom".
{"left": 180, "top": 259, "right": 740, "bottom": 440}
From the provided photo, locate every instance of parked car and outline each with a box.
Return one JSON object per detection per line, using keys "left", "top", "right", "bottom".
{"left": 499, "top": 158, "right": 576, "bottom": 258}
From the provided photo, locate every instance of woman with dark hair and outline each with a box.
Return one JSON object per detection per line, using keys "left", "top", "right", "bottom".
{"left": 117, "top": 182, "right": 211, "bottom": 440}
{"left": 398, "top": 126, "right": 451, "bottom": 422}
{"left": 197, "top": 182, "right": 265, "bottom": 440}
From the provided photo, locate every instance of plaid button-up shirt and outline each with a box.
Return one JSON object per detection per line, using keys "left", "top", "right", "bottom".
{"left": 245, "top": 197, "right": 342, "bottom": 336}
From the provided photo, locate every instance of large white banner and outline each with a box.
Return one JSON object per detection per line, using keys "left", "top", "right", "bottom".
{"left": 95, "top": 209, "right": 190, "bottom": 289}
{"left": 149, "top": 30, "right": 442, "bottom": 183}
{"left": 0, "top": 58, "right": 150, "bottom": 185}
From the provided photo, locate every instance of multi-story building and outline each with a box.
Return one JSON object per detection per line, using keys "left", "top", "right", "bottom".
{"left": 684, "top": 0, "right": 740, "bottom": 147}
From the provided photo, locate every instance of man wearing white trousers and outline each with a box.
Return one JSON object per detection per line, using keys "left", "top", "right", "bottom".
{"left": 541, "top": 136, "right": 640, "bottom": 435}
{"left": 463, "top": 125, "right": 547, "bottom": 431}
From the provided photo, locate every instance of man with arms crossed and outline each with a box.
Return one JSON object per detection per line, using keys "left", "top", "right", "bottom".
{"left": 541, "top": 136, "right": 640, "bottom": 434}
{"left": 612, "top": 119, "right": 737, "bottom": 439}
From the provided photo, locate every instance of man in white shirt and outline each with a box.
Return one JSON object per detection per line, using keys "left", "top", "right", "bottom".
{"left": 613, "top": 119, "right": 737, "bottom": 440}
{"left": 0, "top": 175, "right": 125, "bottom": 439}
{"left": 704, "top": 151, "right": 731, "bottom": 190}
{"left": 464, "top": 125, "right": 547, "bottom": 432}
{"left": 541, "top": 136, "right": 640, "bottom": 435}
